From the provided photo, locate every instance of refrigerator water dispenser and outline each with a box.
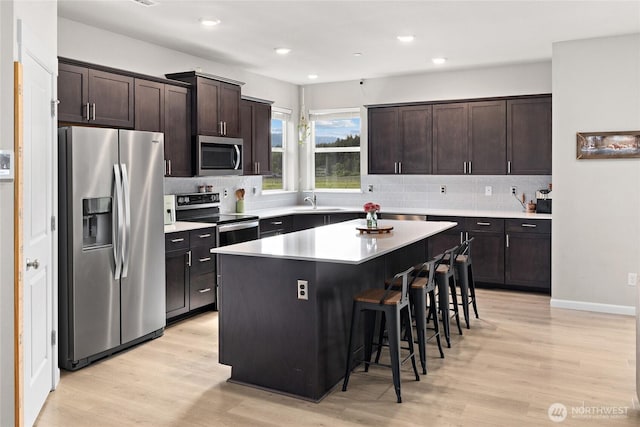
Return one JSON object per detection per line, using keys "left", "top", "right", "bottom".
{"left": 82, "top": 197, "right": 112, "bottom": 249}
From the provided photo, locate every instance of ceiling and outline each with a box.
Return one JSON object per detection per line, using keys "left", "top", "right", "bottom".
{"left": 57, "top": 0, "right": 640, "bottom": 85}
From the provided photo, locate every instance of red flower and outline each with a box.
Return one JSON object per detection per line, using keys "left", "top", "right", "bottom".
{"left": 363, "top": 202, "right": 381, "bottom": 213}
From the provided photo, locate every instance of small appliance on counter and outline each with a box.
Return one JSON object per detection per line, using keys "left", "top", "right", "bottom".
{"left": 164, "top": 195, "right": 176, "bottom": 225}
{"left": 536, "top": 188, "right": 552, "bottom": 214}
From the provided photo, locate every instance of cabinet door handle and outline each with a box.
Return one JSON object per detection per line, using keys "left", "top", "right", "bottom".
{"left": 271, "top": 221, "right": 283, "bottom": 225}
{"left": 465, "top": 232, "right": 469, "bottom": 241}
{"left": 224, "top": 122, "right": 227, "bottom": 135}
{"left": 198, "top": 233, "right": 211, "bottom": 238}
{"left": 199, "top": 257, "right": 211, "bottom": 263}
{"left": 468, "top": 161, "right": 472, "bottom": 174}
{"left": 187, "top": 250, "right": 192, "bottom": 266}
{"left": 170, "top": 238, "right": 184, "bottom": 243}
{"left": 91, "top": 103, "right": 96, "bottom": 121}
{"left": 198, "top": 288, "right": 212, "bottom": 293}
{"left": 394, "top": 162, "right": 398, "bottom": 174}
{"left": 85, "top": 102, "right": 90, "bottom": 120}
{"left": 507, "top": 160, "right": 511, "bottom": 174}
{"left": 521, "top": 223, "right": 537, "bottom": 228}
{"left": 506, "top": 234, "right": 510, "bottom": 248}
{"left": 460, "top": 231, "right": 464, "bottom": 244}
{"left": 463, "top": 161, "right": 467, "bottom": 174}
{"left": 476, "top": 222, "right": 491, "bottom": 226}
{"left": 164, "top": 160, "right": 168, "bottom": 175}
{"left": 168, "top": 160, "right": 172, "bottom": 176}
{"left": 398, "top": 162, "right": 402, "bottom": 174}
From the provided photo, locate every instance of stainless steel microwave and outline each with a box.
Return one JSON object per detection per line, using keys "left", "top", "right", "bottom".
{"left": 196, "top": 135, "right": 243, "bottom": 176}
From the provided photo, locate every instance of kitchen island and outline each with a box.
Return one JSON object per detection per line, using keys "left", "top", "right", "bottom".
{"left": 211, "top": 219, "right": 456, "bottom": 401}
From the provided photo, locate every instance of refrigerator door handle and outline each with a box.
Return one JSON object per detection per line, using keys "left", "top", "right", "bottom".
{"left": 113, "top": 164, "right": 124, "bottom": 278}
{"left": 120, "top": 163, "right": 132, "bottom": 278}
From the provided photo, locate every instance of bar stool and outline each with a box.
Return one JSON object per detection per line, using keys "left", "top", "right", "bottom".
{"left": 342, "top": 267, "right": 420, "bottom": 403}
{"left": 419, "top": 246, "right": 463, "bottom": 348}
{"left": 452, "top": 237, "right": 479, "bottom": 328}
{"left": 379, "top": 257, "right": 445, "bottom": 375}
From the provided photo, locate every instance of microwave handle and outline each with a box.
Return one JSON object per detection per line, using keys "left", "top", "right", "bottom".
{"left": 234, "top": 145, "right": 241, "bottom": 170}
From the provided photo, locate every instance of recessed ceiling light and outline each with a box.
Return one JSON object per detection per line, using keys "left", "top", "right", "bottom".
{"left": 200, "top": 18, "right": 221, "bottom": 27}
{"left": 274, "top": 47, "right": 291, "bottom": 55}
{"left": 432, "top": 57, "right": 447, "bottom": 65}
{"left": 130, "top": 0, "right": 157, "bottom": 6}
{"left": 308, "top": 74, "right": 318, "bottom": 80}
{"left": 397, "top": 35, "right": 415, "bottom": 43}
{"left": 353, "top": 52, "right": 363, "bottom": 57}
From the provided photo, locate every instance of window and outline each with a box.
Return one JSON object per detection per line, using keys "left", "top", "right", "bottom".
{"left": 310, "top": 109, "right": 361, "bottom": 189}
{"left": 263, "top": 108, "right": 289, "bottom": 190}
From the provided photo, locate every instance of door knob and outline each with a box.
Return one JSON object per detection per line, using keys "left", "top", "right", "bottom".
{"left": 26, "top": 258, "right": 40, "bottom": 270}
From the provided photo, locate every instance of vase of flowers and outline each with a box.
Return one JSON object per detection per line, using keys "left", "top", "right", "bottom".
{"left": 364, "top": 202, "right": 380, "bottom": 229}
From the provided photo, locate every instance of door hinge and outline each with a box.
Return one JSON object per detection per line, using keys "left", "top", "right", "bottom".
{"left": 51, "top": 330, "right": 57, "bottom": 346}
{"left": 51, "top": 99, "right": 60, "bottom": 117}
{"left": 51, "top": 216, "right": 56, "bottom": 231}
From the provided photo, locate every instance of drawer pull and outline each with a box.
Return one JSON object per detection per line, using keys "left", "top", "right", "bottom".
{"left": 521, "top": 224, "right": 537, "bottom": 228}
{"left": 198, "top": 288, "right": 212, "bottom": 293}
{"left": 199, "top": 257, "right": 211, "bottom": 263}
{"left": 198, "top": 233, "right": 211, "bottom": 238}
{"left": 476, "top": 222, "right": 491, "bottom": 226}
{"left": 170, "top": 238, "right": 185, "bottom": 243}
{"left": 271, "top": 221, "right": 283, "bottom": 225}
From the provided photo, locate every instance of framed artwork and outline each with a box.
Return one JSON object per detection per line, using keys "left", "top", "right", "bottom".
{"left": 576, "top": 131, "right": 640, "bottom": 159}
{"left": 0, "top": 149, "right": 14, "bottom": 180}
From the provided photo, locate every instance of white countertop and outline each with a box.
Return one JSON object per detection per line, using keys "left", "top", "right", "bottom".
{"left": 164, "top": 221, "right": 214, "bottom": 234}
{"left": 239, "top": 205, "right": 552, "bottom": 220}
{"left": 211, "top": 219, "right": 456, "bottom": 264}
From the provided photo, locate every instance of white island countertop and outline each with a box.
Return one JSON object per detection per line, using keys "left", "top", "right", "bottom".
{"left": 211, "top": 219, "right": 456, "bottom": 265}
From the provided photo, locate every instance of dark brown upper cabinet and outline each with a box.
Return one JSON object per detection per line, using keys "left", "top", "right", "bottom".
{"left": 468, "top": 100, "right": 507, "bottom": 175}
{"left": 368, "top": 105, "right": 432, "bottom": 174}
{"left": 165, "top": 71, "right": 243, "bottom": 138}
{"left": 241, "top": 98, "right": 272, "bottom": 175}
{"left": 432, "top": 103, "right": 468, "bottom": 174}
{"left": 58, "top": 62, "right": 134, "bottom": 128}
{"left": 507, "top": 96, "right": 552, "bottom": 175}
{"left": 164, "top": 85, "right": 192, "bottom": 177}
{"left": 134, "top": 79, "right": 165, "bottom": 132}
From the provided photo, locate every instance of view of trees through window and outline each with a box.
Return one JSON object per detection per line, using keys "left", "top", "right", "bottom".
{"left": 263, "top": 117, "right": 284, "bottom": 190}
{"left": 313, "top": 116, "right": 360, "bottom": 189}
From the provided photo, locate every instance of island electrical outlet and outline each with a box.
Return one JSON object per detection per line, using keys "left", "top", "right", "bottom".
{"left": 297, "top": 280, "right": 309, "bottom": 300}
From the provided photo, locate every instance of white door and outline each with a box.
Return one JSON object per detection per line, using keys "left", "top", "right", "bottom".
{"left": 18, "top": 20, "right": 56, "bottom": 427}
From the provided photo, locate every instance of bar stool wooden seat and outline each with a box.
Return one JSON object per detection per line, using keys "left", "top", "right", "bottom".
{"left": 342, "top": 267, "right": 419, "bottom": 403}
{"left": 380, "top": 258, "right": 445, "bottom": 375}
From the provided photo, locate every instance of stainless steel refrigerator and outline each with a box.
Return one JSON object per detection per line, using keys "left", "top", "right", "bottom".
{"left": 58, "top": 127, "right": 165, "bottom": 370}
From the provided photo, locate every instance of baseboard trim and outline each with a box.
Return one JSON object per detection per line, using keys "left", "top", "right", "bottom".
{"left": 550, "top": 298, "right": 636, "bottom": 316}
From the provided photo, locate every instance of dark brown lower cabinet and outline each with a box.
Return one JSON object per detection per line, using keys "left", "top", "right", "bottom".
{"left": 165, "top": 241, "right": 190, "bottom": 319}
{"left": 467, "top": 230, "right": 505, "bottom": 284}
{"left": 505, "top": 219, "right": 551, "bottom": 291}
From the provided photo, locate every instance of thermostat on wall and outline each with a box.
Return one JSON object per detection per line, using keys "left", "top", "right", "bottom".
{"left": 0, "top": 150, "right": 15, "bottom": 181}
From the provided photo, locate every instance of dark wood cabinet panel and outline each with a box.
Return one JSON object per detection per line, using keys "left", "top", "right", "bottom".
{"left": 433, "top": 103, "right": 468, "bottom": 174}
{"left": 505, "top": 233, "right": 551, "bottom": 290}
{"left": 189, "top": 245, "right": 216, "bottom": 276}
{"left": 292, "top": 214, "right": 327, "bottom": 231}
{"left": 87, "top": 69, "right": 134, "bottom": 128}
{"left": 400, "top": 105, "right": 432, "bottom": 174}
{"left": 507, "top": 96, "right": 552, "bottom": 175}
{"left": 134, "top": 79, "right": 165, "bottom": 132}
{"left": 368, "top": 107, "right": 399, "bottom": 174}
{"left": 260, "top": 215, "right": 293, "bottom": 238}
{"left": 165, "top": 248, "right": 190, "bottom": 318}
{"left": 467, "top": 231, "right": 505, "bottom": 284}
{"left": 241, "top": 99, "right": 272, "bottom": 175}
{"left": 220, "top": 83, "right": 241, "bottom": 137}
{"left": 58, "top": 63, "right": 89, "bottom": 123}
{"left": 468, "top": 100, "right": 506, "bottom": 174}
{"left": 195, "top": 77, "right": 221, "bottom": 136}
{"left": 164, "top": 85, "right": 192, "bottom": 177}
{"left": 189, "top": 271, "right": 216, "bottom": 310}
{"left": 428, "top": 231, "right": 463, "bottom": 259}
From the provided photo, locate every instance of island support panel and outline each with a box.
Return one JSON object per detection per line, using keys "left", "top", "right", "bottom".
{"left": 217, "top": 240, "right": 426, "bottom": 401}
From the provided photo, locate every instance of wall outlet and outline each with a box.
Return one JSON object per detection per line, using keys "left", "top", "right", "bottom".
{"left": 627, "top": 273, "right": 637, "bottom": 287}
{"left": 511, "top": 186, "right": 517, "bottom": 195}
{"left": 485, "top": 186, "right": 492, "bottom": 196}
{"left": 440, "top": 185, "right": 447, "bottom": 194}
{"left": 368, "top": 184, "right": 373, "bottom": 192}
{"left": 223, "top": 189, "right": 228, "bottom": 198}
{"left": 297, "top": 280, "right": 309, "bottom": 300}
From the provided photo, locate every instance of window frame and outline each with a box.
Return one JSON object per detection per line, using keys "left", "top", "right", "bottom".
{"left": 263, "top": 107, "right": 291, "bottom": 192}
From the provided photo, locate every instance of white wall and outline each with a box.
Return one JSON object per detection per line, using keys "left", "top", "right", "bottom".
{"left": 58, "top": 17, "right": 298, "bottom": 113}
{"left": 1, "top": 2, "right": 58, "bottom": 425}
{"left": 552, "top": 34, "right": 640, "bottom": 314}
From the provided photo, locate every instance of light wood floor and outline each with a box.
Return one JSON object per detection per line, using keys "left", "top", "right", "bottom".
{"left": 36, "top": 289, "right": 639, "bottom": 426}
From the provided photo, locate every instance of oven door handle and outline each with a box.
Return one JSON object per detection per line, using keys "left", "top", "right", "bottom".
{"left": 217, "top": 220, "right": 260, "bottom": 233}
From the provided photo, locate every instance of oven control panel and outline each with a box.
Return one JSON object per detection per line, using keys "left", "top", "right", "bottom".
{"left": 176, "top": 192, "right": 220, "bottom": 209}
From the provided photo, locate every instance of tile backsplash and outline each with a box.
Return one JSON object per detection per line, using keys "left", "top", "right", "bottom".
{"left": 165, "top": 175, "right": 552, "bottom": 213}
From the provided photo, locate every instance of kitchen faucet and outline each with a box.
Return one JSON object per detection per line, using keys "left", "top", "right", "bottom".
{"left": 303, "top": 192, "right": 317, "bottom": 209}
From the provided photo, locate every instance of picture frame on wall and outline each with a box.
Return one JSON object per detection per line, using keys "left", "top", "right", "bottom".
{"left": 0, "top": 149, "right": 14, "bottom": 181}
{"left": 576, "top": 130, "right": 640, "bottom": 160}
